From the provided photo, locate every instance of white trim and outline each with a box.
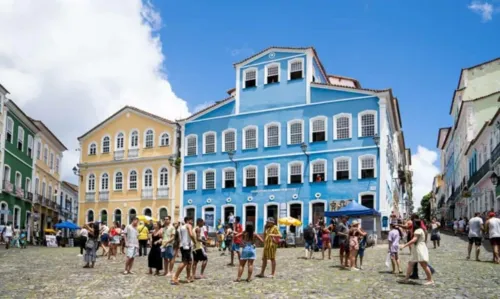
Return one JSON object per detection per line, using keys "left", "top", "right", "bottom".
{"left": 243, "top": 67, "right": 258, "bottom": 88}
{"left": 288, "top": 57, "right": 305, "bottom": 80}
{"left": 101, "top": 135, "right": 111, "bottom": 153}
{"left": 222, "top": 128, "right": 237, "bottom": 152}
{"left": 158, "top": 206, "right": 169, "bottom": 219}
{"left": 308, "top": 199, "right": 327, "bottom": 225}
{"left": 333, "top": 156, "right": 352, "bottom": 180}
{"left": 128, "top": 169, "right": 138, "bottom": 190}
{"left": 98, "top": 208, "right": 108, "bottom": 223}
{"left": 287, "top": 160, "right": 304, "bottom": 184}
{"left": 309, "top": 116, "right": 328, "bottom": 143}
{"left": 158, "top": 166, "right": 169, "bottom": 188}
{"left": 222, "top": 167, "right": 236, "bottom": 188}
{"left": 286, "top": 201, "right": 303, "bottom": 234}
{"left": 202, "top": 131, "right": 217, "bottom": 154}
{"left": 221, "top": 204, "right": 237, "bottom": 223}
{"left": 263, "top": 202, "right": 279, "bottom": 227}
{"left": 187, "top": 98, "right": 236, "bottom": 122}
{"left": 17, "top": 126, "right": 24, "bottom": 152}
{"left": 265, "top": 163, "right": 280, "bottom": 185}
{"left": 358, "top": 191, "right": 376, "bottom": 207}
{"left": 242, "top": 125, "right": 259, "bottom": 150}
{"left": 184, "top": 170, "right": 197, "bottom": 191}
{"left": 142, "top": 167, "right": 153, "bottom": 189}
{"left": 25, "top": 177, "right": 31, "bottom": 193}
{"left": 6, "top": 117, "right": 14, "bottom": 144}
{"left": 3, "top": 164, "right": 11, "bottom": 183}
{"left": 85, "top": 208, "right": 95, "bottom": 223}
{"left": 287, "top": 119, "right": 304, "bottom": 145}
{"left": 243, "top": 165, "right": 258, "bottom": 187}
{"left": 115, "top": 131, "right": 125, "bottom": 150}
{"left": 88, "top": 142, "right": 97, "bottom": 155}
{"left": 242, "top": 203, "right": 258, "bottom": 232}
{"left": 238, "top": 52, "right": 306, "bottom": 68}
{"left": 358, "top": 110, "right": 378, "bottom": 138}
{"left": 185, "top": 134, "right": 198, "bottom": 156}
{"left": 202, "top": 168, "right": 216, "bottom": 190}
{"left": 113, "top": 170, "right": 124, "bottom": 191}
{"left": 127, "top": 208, "right": 138, "bottom": 224}
{"left": 142, "top": 207, "right": 153, "bottom": 217}
{"left": 144, "top": 128, "right": 155, "bottom": 148}
{"left": 333, "top": 113, "right": 353, "bottom": 140}
{"left": 202, "top": 205, "right": 217, "bottom": 229}
{"left": 183, "top": 205, "right": 197, "bottom": 220}
{"left": 310, "top": 158, "right": 327, "bottom": 182}
{"left": 264, "top": 63, "right": 280, "bottom": 84}
{"left": 306, "top": 50, "right": 313, "bottom": 104}
{"left": 129, "top": 129, "right": 139, "bottom": 149}
{"left": 14, "top": 171, "right": 22, "bottom": 188}
{"left": 159, "top": 131, "right": 171, "bottom": 147}
{"left": 113, "top": 208, "right": 123, "bottom": 224}
{"left": 100, "top": 172, "right": 110, "bottom": 191}
{"left": 358, "top": 154, "right": 377, "bottom": 179}
{"left": 264, "top": 122, "right": 281, "bottom": 147}
{"left": 184, "top": 145, "right": 378, "bottom": 166}
{"left": 87, "top": 173, "right": 96, "bottom": 192}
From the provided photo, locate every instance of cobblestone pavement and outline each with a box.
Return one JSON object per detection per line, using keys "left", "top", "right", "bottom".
{"left": 0, "top": 233, "right": 499, "bottom": 298}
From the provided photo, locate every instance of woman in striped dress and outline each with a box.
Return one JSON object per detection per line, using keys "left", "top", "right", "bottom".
{"left": 256, "top": 218, "right": 281, "bottom": 279}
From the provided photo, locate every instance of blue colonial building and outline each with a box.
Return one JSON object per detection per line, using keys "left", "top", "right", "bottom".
{"left": 180, "top": 47, "right": 409, "bottom": 234}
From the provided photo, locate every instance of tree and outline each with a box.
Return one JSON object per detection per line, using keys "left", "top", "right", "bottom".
{"left": 417, "top": 192, "right": 432, "bottom": 221}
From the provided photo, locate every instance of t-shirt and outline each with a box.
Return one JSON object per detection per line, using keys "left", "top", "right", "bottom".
{"left": 388, "top": 229, "right": 400, "bottom": 253}
{"left": 101, "top": 225, "right": 109, "bottom": 235}
{"left": 468, "top": 217, "right": 483, "bottom": 238}
{"left": 458, "top": 220, "right": 465, "bottom": 229}
{"left": 137, "top": 225, "right": 149, "bottom": 240}
{"left": 125, "top": 225, "right": 139, "bottom": 248}
{"left": 229, "top": 215, "right": 235, "bottom": 224}
{"left": 163, "top": 225, "right": 175, "bottom": 247}
{"left": 4, "top": 225, "right": 13, "bottom": 237}
{"left": 80, "top": 228, "right": 88, "bottom": 238}
{"left": 233, "top": 223, "right": 243, "bottom": 244}
{"left": 488, "top": 217, "right": 500, "bottom": 238}
{"left": 303, "top": 226, "right": 316, "bottom": 241}
{"left": 336, "top": 222, "right": 349, "bottom": 243}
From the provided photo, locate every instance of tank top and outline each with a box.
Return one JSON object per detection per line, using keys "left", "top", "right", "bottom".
{"left": 193, "top": 228, "right": 203, "bottom": 251}
{"left": 4, "top": 225, "right": 13, "bottom": 237}
{"left": 488, "top": 218, "right": 500, "bottom": 238}
{"left": 179, "top": 224, "right": 191, "bottom": 249}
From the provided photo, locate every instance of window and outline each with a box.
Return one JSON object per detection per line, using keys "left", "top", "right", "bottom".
{"left": 334, "top": 157, "right": 350, "bottom": 180}
{"left": 159, "top": 208, "right": 168, "bottom": 219}
{"left": 334, "top": 114, "right": 352, "bottom": 140}
{"left": 48, "top": 185, "right": 52, "bottom": 199}
{"left": 144, "top": 169, "right": 153, "bottom": 188}
{"left": 25, "top": 178, "right": 31, "bottom": 193}
{"left": 186, "top": 135, "right": 197, "bottom": 156}
{"left": 243, "top": 68, "right": 257, "bottom": 88}
{"left": 359, "top": 111, "right": 377, "bottom": 137}
{"left": 223, "top": 168, "right": 235, "bottom": 188}
{"left": 160, "top": 133, "right": 170, "bottom": 146}
{"left": 266, "top": 164, "right": 280, "bottom": 185}
{"left": 27, "top": 135, "right": 33, "bottom": 157}
{"left": 359, "top": 155, "right": 376, "bottom": 179}
{"left": 244, "top": 166, "right": 257, "bottom": 187}
{"left": 223, "top": 129, "right": 236, "bottom": 152}
{"left": 88, "top": 174, "right": 95, "bottom": 191}
{"left": 159, "top": 167, "right": 168, "bottom": 187}
{"left": 17, "top": 127, "right": 24, "bottom": 151}
{"left": 265, "top": 122, "right": 280, "bottom": 147}
{"left": 115, "top": 172, "right": 123, "bottom": 190}
{"left": 15, "top": 172, "right": 22, "bottom": 188}
{"left": 129, "top": 170, "right": 137, "bottom": 189}
{"left": 87, "top": 210, "right": 94, "bottom": 223}
{"left": 204, "top": 170, "right": 215, "bottom": 190}
{"left": 265, "top": 63, "right": 279, "bottom": 84}
{"left": 41, "top": 182, "right": 46, "bottom": 198}
{"left": 145, "top": 129, "right": 154, "bottom": 148}
{"left": 49, "top": 152, "right": 54, "bottom": 169}
{"left": 186, "top": 172, "right": 196, "bottom": 190}
{"left": 288, "top": 162, "right": 303, "bottom": 184}
{"left": 288, "top": 58, "right": 304, "bottom": 80}
{"left": 89, "top": 143, "right": 97, "bottom": 155}
{"left": 43, "top": 146, "right": 48, "bottom": 164}
{"left": 55, "top": 158, "right": 59, "bottom": 173}
{"left": 3, "top": 165, "right": 11, "bottom": 183}
{"left": 203, "top": 132, "right": 216, "bottom": 154}
{"left": 310, "top": 116, "right": 326, "bottom": 142}
{"left": 102, "top": 136, "right": 110, "bottom": 153}
{"left": 311, "top": 159, "right": 326, "bottom": 182}
{"left": 116, "top": 132, "right": 124, "bottom": 149}
{"left": 287, "top": 120, "right": 303, "bottom": 145}
{"left": 101, "top": 173, "right": 109, "bottom": 190}
{"left": 6, "top": 117, "right": 13, "bottom": 143}
{"left": 243, "top": 126, "right": 258, "bottom": 150}
{"left": 36, "top": 141, "right": 41, "bottom": 160}
{"left": 130, "top": 130, "right": 139, "bottom": 148}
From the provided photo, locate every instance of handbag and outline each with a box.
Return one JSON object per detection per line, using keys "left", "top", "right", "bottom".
{"left": 85, "top": 239, "right": 95, "bottom": 250}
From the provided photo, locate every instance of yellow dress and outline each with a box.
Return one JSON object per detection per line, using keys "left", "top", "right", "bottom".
{"left": 263, "top": 225, "right": 279, "bottom": 260}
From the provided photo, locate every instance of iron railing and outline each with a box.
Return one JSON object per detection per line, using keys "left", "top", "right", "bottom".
{"left": 141, "top": 189, "right": 153, "bottom": 200}
{"left": 128, "top": 149, "right": 139, "bottom": 158}
{"left": 85, "top": 192, "right": 96, "bottom": 202}
{"left": 99, "top": 191, "right": 109, "bottom": 201}
{"left": 114, "top": 150, "right": 125, "bottom": 160}
{"left": 157, "top": 187, "right": 169, "bottom": 199}
{"left": 468, "top": 158, "right": 491, "bottom": 187}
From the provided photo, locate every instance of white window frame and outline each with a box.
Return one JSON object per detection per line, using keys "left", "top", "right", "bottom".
{"left": 3, "top": 165, "right": 11, "bottom": 183}
{"left": 114, "top": 171, "right": 123, "bottom": 191}
{"left": 265, "top": 163, "right": 281, "bottom": 186}
{"left": 144, "top": 128, "right": 155, "bottom": 148}
{"left": 143, "top": 168, "right": 153, "bottom": 189}
{"left": 333, "top": 113, "right": 353, "bottom": 140}
{"left": 264, "top": 122, "right": 281, "bottom": 148}
{"left": 130, "top": 130, "right": 139, "bottom": 149}
{"left": 309, "top": 116, "right": 328, "bottom": 143}
{"left": 358, "top": 154, "right": 377, "bottom": 179}
{"left": 49, "top": 151, "right": 54, "bottom": 170}
{"left": 6, "top": 117, "right": 14, "bottom": 143}
{"left": 203, "top": 131, "right": 217, "bottom": 154}
{"left": 185, "top": 171, "right": 197, "bottom": 191}
{"left": 243, "top": 165, "right": 258, "bottom": 187}
{"left": 87, "top": 173, "right": 96, "bottom": 192}
{"left": 158, "top": 167, "right": 169, "bottom": 187}
{"left": 86, "top": 209, "right": 95, "bottom": 223}
{"left": 17, "top": 126, "right": 24, "bottom": 151}
{"left": 101, "top": 135, "right": 111, "bottom": 153}
{"left": 101, "top": 173, "right": 109, "bottom": 191}
{"left": 36, "top": 141, "right": 41, "bottom": 160}
{"left": 265, "top": 63, "right": 280, "bottom": 84}
{"left": 358, "top": 110, "right": 378, "bottom": 138}
{"left": 15, "top": 171, "right": 22, "bottom": 188}
{"left": 333, "top": 157, "right": 352, "bottom": 180}
{"left": 203, "top": 169, "right": 216, "bottom": 190}
{"left": 55, "top": 157, "right": 60, "bottom": 174}
{"left": 222, "top": 167, "right": 236, "bottom": 188}
{"left": 310, "top": 159, "right": 327, "bottom": 182}
{"left": 288, "top": 57, "right": 305, "bottom": 80}
{"left": 128, "top": 170, "right": 138, "bottom": 190}
{"left": 159, "top": 132, "right": 170, "bottom": 147}
{"left": 43, "top": 145, "right": 48, "bottom": 164}
{"left": 243, "top": 67, "right": 258, "bottom": 88}
{"left": 185, "top": 134, "right": 198, "bottom": 156}
{"left": 242, "top": 125, "right": 258, "bottom": 150}
{"left": 25, "top": 177, "right": 31, "bottom": 193}
{"left": 88, "top": 142, "right": 97, "bottom": 155}
{"left": 222, "top": 128, "right": 237, "bottom": 152}
{"left": 115, "top": 132, "right": 125, "bottom": 150}
{"left": 287, "top": 161, "right": 304, "bottom": 184}
{"left": 287, "top": 119, "right": 304, "bottom": 145}
{"left": 27, "top": 135, "right": 34, "bottom": 158}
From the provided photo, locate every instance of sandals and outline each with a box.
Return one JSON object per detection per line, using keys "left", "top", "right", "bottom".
{"left": 233, "top": 279, "right": 241, "bottom": 283}
{"left": 255, "top": 274, "right": 265, "bottom": 278}
{"left": 423, "top": 281, "right": 434, "bottom": 286}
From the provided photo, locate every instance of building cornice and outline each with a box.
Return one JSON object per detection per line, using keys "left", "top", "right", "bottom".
{"left": 78, "top": 154, "right": 176, "bottom": 168}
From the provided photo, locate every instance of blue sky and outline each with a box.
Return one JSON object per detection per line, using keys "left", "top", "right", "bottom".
{"left": 153, "top": 0, "right": 499, "bottom": 155}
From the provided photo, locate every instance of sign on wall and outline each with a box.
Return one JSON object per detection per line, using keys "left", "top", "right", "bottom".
{"left": 45, "top": 235, "right": 57, "bottom": 247}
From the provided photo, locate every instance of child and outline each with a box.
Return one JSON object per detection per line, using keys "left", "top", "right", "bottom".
{"left": 387, "top": 223, "right": 402, "bottom": 274}
{"left": 20, "top": 227, "right": 27, "bottom": 249}
{"left": 356, "top": 234, "right": 367, "bottom": 269}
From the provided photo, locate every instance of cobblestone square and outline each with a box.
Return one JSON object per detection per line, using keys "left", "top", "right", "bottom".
{"left": 0, "top": 234, "right": 498, "bottom": 298}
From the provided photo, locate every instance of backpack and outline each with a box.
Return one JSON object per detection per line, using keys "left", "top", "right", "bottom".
{"left": 366, "top": 234, "right": 377, "bottom": 247}
{"left": 304, "top": 227, "right": 315, "bottom": 241}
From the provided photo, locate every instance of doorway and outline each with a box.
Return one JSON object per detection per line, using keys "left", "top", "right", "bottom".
{"left": 312, "top": 202, "right": 325, "bottom": 225}
{"left": 186, "top": 208, "right": 195, "bottom": 220}
{"left": 224, "top": 206, "right": 235, "bottom": 224}
{"left": 204, "top": 207, "right": 215, "bottom": 230}
{"left": 266, "top": 204, "right": 278, "bottom": 223}
{"left": 361, "top": 194, "right": 374, "bottom": 209}
{"left": 289, "top": 203, "right": 301, "bottom": 234}
{"left": 244, "top": 205, "right": 256, "bottom": 229}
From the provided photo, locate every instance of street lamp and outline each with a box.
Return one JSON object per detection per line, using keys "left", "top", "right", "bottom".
{"left": 490, "top": 172, "right": 499, "bottom": 186}
{"left": 72, "top": 166, "right": 83, "bottom": 182}
{"left": 373, "top": 134, "right": 380, "bottom": 146}
{"left": 300, "top": 142, "right": 308, "bottom": 156}
{"left": 227, "top": 150, "right": 237, "bottom": 168}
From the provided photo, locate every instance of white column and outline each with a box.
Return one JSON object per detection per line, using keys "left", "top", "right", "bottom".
{"left": 378, "top": 97, "right": 388, "bottom": 224}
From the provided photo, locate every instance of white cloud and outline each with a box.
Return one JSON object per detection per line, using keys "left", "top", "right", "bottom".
{"left": 468, "top": 1, "right": 495, "bottom": 22}
{"left": 193, "top": 102, "right": 215, "bottom": 114}
{"left": 411, "top": 146, "right": 440, "bottom": 211}
{"left": 0, "top": 0, "right": 190, "bottom": 183}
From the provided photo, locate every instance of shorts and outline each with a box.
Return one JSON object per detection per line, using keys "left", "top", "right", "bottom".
{"left": 111, "top": 235, "right": 121, "bottom": 244}
{"left": 193, "top": 249, "right": 207, "bottom": 262}
{"left": 161, "top": 246, "right": 174, "bottom": 259}
{"left": 340, "top": 242, "right": 350, "bottom": 255}
{"left": 390, "top": 251, "right": 399, "bottom": 259}
{"left": 180, "top": 247, "right": 192, "bottom": 263}
{"left": 101, "top": 234, "right": 109, "bottom": 244}
{"left": 126, "top": 247, "right": 137, "bottom": 258}
{"left": 232, "top": 243, "right": 241, "bottom": 252}
{"left": 489, "top": 237, "right": 500, "bottom": 246}
{"left": 430, "top": 234, "right": 440, "bottom": 241}
{"left": 357, "top": 247, "right": 365, "bottom": 257}
{"left": 468, "top": 237, "right": 482, "bottom": 246}
{"left": 304, "top": 240, "right": 314, "bottom": 250}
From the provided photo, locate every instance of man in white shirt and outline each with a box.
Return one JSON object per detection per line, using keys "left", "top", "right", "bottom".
{"left": 467, "top": 213, "right": 484, "bottom": 261}
{"left": 78, "top": 227, "right": 88, "bottom": 256}
{"left": 485, "top": 212, "right": 500, "bottom": 264}
{"left": 124, "top": 217, "right": 139, "bottom": 275}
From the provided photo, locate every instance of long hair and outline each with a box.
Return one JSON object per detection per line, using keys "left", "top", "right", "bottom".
{"left": 92, "top": 222, "right": 100, "bottom": 240}
{"left": 245, "top": 223, "right": 254, "bottom": 241}
{"left": 413, "top": 220, "right": 421, "bottom": 233}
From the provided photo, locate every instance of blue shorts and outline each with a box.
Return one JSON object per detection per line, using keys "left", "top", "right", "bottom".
{"left": 161, "top": 246, "right": 174, "bottom": 259}
{"left": 101, "top": 234, "right": 109, "bottom": 243}
{"left": 305, "top": 240, "right": 314, "bottom": 250}
{"left": 357, "top": 247, "right": 365, "bottom": 257}
{"left": 232, "top": 243, "right": 241, "bottom": 252}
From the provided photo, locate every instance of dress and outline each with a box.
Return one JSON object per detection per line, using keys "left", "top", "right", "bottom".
{"left": 241, "top": 237, "right": 257, "bottom": 260}
{"left": 263, "top": 225, "right": 279, "bottom": 260}
{"left": 411, "top": 228, "right": 429, "bottom": 262}
{"left": 148, "top": 233, "right": 163, "bottom": 271}
{"left": 84, "top": 233, "right": 98, "bottom": 263}
{"left": 349, "top": 232, "right": 359, "bottom": 251}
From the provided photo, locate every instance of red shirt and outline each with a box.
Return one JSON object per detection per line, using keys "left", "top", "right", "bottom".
{"left": 233, "top": 223, "right": 243, "bottom": 244}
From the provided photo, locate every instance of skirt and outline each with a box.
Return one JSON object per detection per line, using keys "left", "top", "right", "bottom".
{"left": 241, "top": 244, "right": 256, "bottom": 260}
{"left": 84, "top": 243, "right": 97, "bottom": 263}
{"left": 111, "top": 235, "right": 121, "bottom": 244}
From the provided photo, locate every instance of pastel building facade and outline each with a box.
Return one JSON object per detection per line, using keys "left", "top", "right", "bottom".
{"left": 180, "top": 47, "right": 409, "bottom": 234}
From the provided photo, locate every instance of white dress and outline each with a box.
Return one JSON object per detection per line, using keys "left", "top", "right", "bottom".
{"left": 410, "top": 228, "right": 429, "bottom": 262}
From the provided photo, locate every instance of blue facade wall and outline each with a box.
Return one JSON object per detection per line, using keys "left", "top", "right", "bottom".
{"left": 312, "top": 59, "right": 326, "bottom": 84}
{"left": 195, "top": 100, "right": 235, "bottom": 121}
{"left": 311, "top": 87, "right": 369, "bottom": 103}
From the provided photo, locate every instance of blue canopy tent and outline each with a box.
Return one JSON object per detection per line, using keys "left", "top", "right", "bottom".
{"left": 324, "top": 201, "right": 381, "bottom": 218}
{"left": 54, "top": 221, "right": 80, "bottom": 230}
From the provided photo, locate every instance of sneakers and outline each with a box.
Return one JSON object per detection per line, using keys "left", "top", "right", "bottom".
{"left": 77, "top": 254, "right": 83, "bottom": 257}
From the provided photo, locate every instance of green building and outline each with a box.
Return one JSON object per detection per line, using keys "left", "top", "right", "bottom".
{"left": 0, "top": 100, "right": 38, "bottom": 229}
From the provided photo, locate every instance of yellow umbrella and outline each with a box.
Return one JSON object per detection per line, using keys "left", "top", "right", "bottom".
{"left": 278, "top": 217, "right": 302, "bottom": 226}
{"left": 44, "top": 228, "right": 56, "bottom": 234}
{"left": 137, "top": 215, "right": 157, "bottom": 223}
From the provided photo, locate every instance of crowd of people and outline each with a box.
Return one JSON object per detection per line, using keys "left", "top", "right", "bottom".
{"left": 0, "top": 222, "right": 27, "bottom": 249}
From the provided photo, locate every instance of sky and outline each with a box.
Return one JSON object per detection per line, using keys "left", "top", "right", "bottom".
{"left": 0, "top": 0, "right": 499, "bottom": 209}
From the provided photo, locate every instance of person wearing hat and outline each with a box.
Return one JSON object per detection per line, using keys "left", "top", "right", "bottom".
{"left": 256, "top": 217, "right": 281, "bottom": 278}
{"left": 485, "top": 212, "right": 500, "bottom": 264}
{"left": 348, "top": 220, "right": 366, "bottom": 271}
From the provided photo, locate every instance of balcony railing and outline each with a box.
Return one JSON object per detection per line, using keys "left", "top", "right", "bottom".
{"left": 114, "top": 150, "right": 125, "bottom": 161}
{"left": 42, "top": 197, "right": 50, "bottom": 207}
{"left": 157, "top": 187, "right": 169, "bottom": 199}
{"left": 468, "top": 158, "right": 491, "bottom": 187}
{"left": 34, "top": 194, "right": 42, "bottom": 204}
{"left": 2, "top": 180, "right": 13, "bottom": 193}
{"left": 85, "top": 192, "right": 96, "bottom": 202}
{"left": 25, "top": 192, "right": 33, "bottom": 202}
{"left": 99, "top": 191, "right": 109, "bottom": 201}
{"left": 15, "top": 186, "right": 24, "bottom": 198}
{"left": 141, "top": 188, "right": 153, "bottom": 200}
{"left": 492, "top": 142, "right": 500, "bottom": 165}
{"left": 128, "top": 149, "right": 139, "bottom": 158}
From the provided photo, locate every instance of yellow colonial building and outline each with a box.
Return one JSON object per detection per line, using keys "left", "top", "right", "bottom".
{"left": 76, "top": 106, "right": 181, "bottom": 226}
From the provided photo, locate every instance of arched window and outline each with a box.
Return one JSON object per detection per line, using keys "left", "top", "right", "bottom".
{"left": 265, "top": 122, "right": 280, "bottom": 147}
{"left": 334, "top": 113, "right": 352, "bottom": 140}
{"left": 288, "top": 161, "right": 303, "bottom": 184}
{"left": 27, "top": 135, "right": 34, "bottom": 158}
{"left": 145, "top": 129, "right": 154, "bottom": 148}
{"left": 129, "top": 170, "right": 137, "bottom": 189}
{"left": 223, "top": 167, "right": 236, "bottom": 188}
{"left": 222, "top": 129, "right": 236, "bottom": 152}
{"left": 0, "top": 202, "right": 8, "bottom": 224}
{"left": 17, "top": 127, "right": 24, "bottom": 151}
{"left": 287, "top": 120, "right": 303, "bottom": 145}
{"left": 186, "top": 135, "right": 197, "bottom": 156}
{"left": 159, "top": 208, "right": 168, "bottom": 219}
{"left": 100, "top": 210, "right": 108, "bottom": 223}
{"left": 88, "top": 174, "right": 96, "bottom": 191}
{"left": 243, "top": 67, "right": 257, "bottom": 88}
{"left": 144, "top": 208, "right": 152, "bottom": 217}
{"left": 128, "top": 208, "right": 137, "bottom": 224}
{"left": 143, "top": 169, "right": 153, "bottom": 188}
{"left": 87, "top": 210, "right": 94, "bottom": 222}
{"left": 265, "top": 164, "right": 280, "bottom": 185}
{"left": 185, "top": 171, "right": 196, "bottom": 191}
{"left": 102, "top": 136, "right": 110, "bottom": 153}
{"left": 116, "top": 132, "right": 124, "bottom": 149}
{"left": 310, "top": 116, "right": 327, "bottom": 142}
{"left": 359, "top": 155, "right": 376, "bottom": 179}
{"left": 159, "top": 167, "right": 168, "bottom": 187}
{"left": 288, "top": 58, "right": 304, "bottom": 80}
{"left": 358, "top": 110, "right": 377, "bottom": 137}
{"left": 114, "top": 172, "right": 123, "bottom": 190}
{"left": 265, "top": 63, "right": 280, "bottom": 84}
{"left": 203, "top": 132, "right": 216, "bottom": 154}
{"left": 334, "top": 157, "right": 351, "bottom": 180}
{"left": 114, "top": 209, "right": 122, "bottom": 225}
{"left": 130, "top": 130, "right": 139, "bottom": 148}
{"left": 89, "top": 143, "right": 97, "bottom": 155}
{"left": 242, "top": 126, "right": 258, "bottom": 149}
{"left": 311, "top": 159, "right": 327, "bottom": 182}
{"left": 101, "top": 173, "right": 109, "bottom": 190}
{"left": 203, "top": 169, "right": 216, "bottom": 190}
{"left": 6, "top": 117, "right": 13, "bottom": 143}
{"left": 160, "top": 133, "right": 170, "bottom": 147}
{"left": 243, "top": 166, "right": 257, "bottom": 187}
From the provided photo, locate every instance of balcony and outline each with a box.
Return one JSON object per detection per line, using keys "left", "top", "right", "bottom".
{"left": 25, "top": 192, "right": 33, "bottom": 202}
{"left": 42, "top": 197, "right": 50, "bottom": 207}
{"left": 114, "top": 150, "right": 125, "bottom": 161}
{"left": 99, "top": 191, "right": 109, "bottom": 201}
{"left": 128, "top": 149, "right": 139, "bottom": 158}
{"left": 85, "top": 192, "right": 96, "bottom": 202}
{"left": 468, "top": 159, "right": 491, "bottom": 187}
{"left": 157, "top": 187, "right": 169, "bottom": 199}
{"left": 2, "top": 180, "right": 13, "bottom": 193}
{"left": 492, "top": 142, "right": 500, "bottom": 165}
{"left": 34, "top": 194, "right": 42, "bottom": 204}
{"left": 141, "top": 188, "right": 153, "bottom": 200}
{"left": 15, "top": 186, "right": 24, "bottom": 199}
